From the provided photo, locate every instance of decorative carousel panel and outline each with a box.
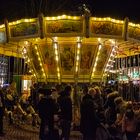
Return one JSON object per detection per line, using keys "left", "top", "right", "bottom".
{"left": 29, "top": 44, "right": 42, "bottom": 75}
{"left": 128, "top": 25, "right": 140, "bottom": 40}
{"left": 80, "top": 44, "right": 97, "bottom": 75}
{"left": 94, "top": 44, "right": 111, "bottom": 75}
{"left": 40, "top": 43, "right": 57, "bottom": 75}
{"left": 45, "top": 19, "right": 83, "bottom": 34}
{"left": 9, "top": 19, "right": 39, "bottom": 37}
{"left": 60, "top": 44, "right": 75, "bottom": 75}
{"left": 90, "top": 20, "right": 123, "bottom": 36}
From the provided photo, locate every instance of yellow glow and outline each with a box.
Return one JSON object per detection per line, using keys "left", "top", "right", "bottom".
{"left": 57, "top": 16, "right": 61, "bottom": 19}
{"left": 57, "top": 67, "right": 59, "bottom": 72}
{"left": 93, "top": 17, "right": 97, "bottom": 20}
{"left": 54, "top": 37, "right": 58, "bottom": 42}
{"left": 23, "top": 48, "right": 27, "bottom": 53}
{"left": 55, "top": 50, "right": 58, "bottom": 55}
{"left": 24, "top": 19, "right": 29, "bottom": 22}
{"left": 73, "top": 16, "right": 77, "bottom": 20}
{"left": 77, "top": 43, "right": 81, "bottom": 48}
{"left": 110, "top": 53, "right": 114, "bottom": 57}
{"left": 16, "top": 21, "right": 20, "bottom": 24}
{"left": 35, "top": 46, "right": 37, "bottom": 50}
{"left": 98, "top": 44, "right": 102, "bottom": 50}
{"left": 0, "top": 25, "right": 5, "bottom": 28}
{"left": 111, "top": 19, "right": 115, "bottom": 22}
{"left": 76, "top": 66, "right": 78, "bottom": 72}
{"left": 56, "top": 56, "right": 58, "bottom": 61}
{"left": 24, "top": 41, "right": 28, "bottom": 45}
{"left": 62, "top": 15, "right": 66, "bottom": 18}
{"left": 54, "top": 44, "right": 57, "bottom": 49}
{"left": 40, "top": 63, "right": 42, "bottom": 66}
{"left": 77, "top": 36, "right": 81, "bottom": 42}
{"left": 77, "top": 56, "right": 79, "bottom": 61}
{"left": 57, "top": 73, "right": 60, "bottom": 77}
{"left": 9, "top": 18, "right": 35, "bottom": 26}
{"left": 52, "top": 17, "right": 55, "bottom": 20}
{"left": 77, "top": 50, "right": 80, "bottom": 54}
{"left": 107, "top": 17, "right": 111, "bottom": 21}
{"left": 38, "top": 58, "right": 41, "bottom": 61}
{"left": 92, "top": 17, "right": 124, "bottom": 24}
{"left": 94, "top": 62, "right": 97, "bottom": 67}
{"left": 46, "top": 17, "right": 50, "bottom": 20}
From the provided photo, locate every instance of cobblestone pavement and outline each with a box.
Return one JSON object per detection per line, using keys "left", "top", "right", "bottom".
{"left": 0, "top": 123, "right": 38, "bottom": 140}
{"left": 0, "top": 119, "right": 82, "bottom": 140}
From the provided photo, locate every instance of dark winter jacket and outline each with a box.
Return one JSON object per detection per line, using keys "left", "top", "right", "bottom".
{"left": 80, "top": 94, "right": 99, "bottom": 136}
{"left": 38, "top": 96, "right": 58, "bottom": 120}
{"left": 57, "top": 93, "right": 72, "bottom": 121}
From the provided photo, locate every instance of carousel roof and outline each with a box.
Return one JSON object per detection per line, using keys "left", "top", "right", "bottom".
{"left": 0, "top": 15, "right": 140, "bottom": 83}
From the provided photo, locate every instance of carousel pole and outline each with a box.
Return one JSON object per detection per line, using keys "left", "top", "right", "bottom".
{"left": 4, "top": 18, "right": 10, "bottom": 43}
{"left": 38, "top": 13, "right": 45, "bottom": 39}
{"left": 122, "top": 17, "right": 129, "bottom": 41}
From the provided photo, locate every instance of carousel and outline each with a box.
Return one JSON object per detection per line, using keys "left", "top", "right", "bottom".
{"left": 0, "top": 13, "right": 140, "bottom": 87}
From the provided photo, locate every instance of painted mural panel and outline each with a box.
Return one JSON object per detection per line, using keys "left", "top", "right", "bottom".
{"left": 94, "top": 45, "right": 111, "bottom": 75}
{"left": 60, "top": 44, "right": 75, "bottom": 75}
{"left": 91, "top": 21, "right": 123, "bottom": 36}
{"left": 40, "top": 44, "right": 57, "bottom": 75}
{"left": 10, "top": 21, "right": 38, "bottom": 37}
{"left": 46, "top": 19, "right": 83, "bottom": 33}
{"left": 29, "top": 45, "right": 42, "bottom": 75}
{"left": 80, "top": 45, "right": 97, "bottom": 74}
{"left": 129, "top": 26, "right": 140, "bottom": 40}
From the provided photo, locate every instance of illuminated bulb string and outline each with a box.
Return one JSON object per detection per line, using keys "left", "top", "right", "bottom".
{"left": 91, "top": 43, "right": 102, "bottom": 78}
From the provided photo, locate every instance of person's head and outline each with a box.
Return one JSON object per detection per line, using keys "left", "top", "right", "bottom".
{"left": 125, "top": 109, "right": 134, "bottom": 120}
{"left": 94, "top": 86, "right": 101, "bottom": 95}
{"left": 114, "top": 96, "right": 124, "bottom": 106}
{"left": 55, "top": 84, "right": 63, "bottom": 94}
{"left": 38, "top": 88, "right": 52, "bottom": 96}
{"left": 64, "top": 85, "right": 72, "bottom": 96}
{"left": 83, "top": 86, "right": 88, "bottom": 95}
{"left": 88, "top": 88, "right": 96, "bottom": 98}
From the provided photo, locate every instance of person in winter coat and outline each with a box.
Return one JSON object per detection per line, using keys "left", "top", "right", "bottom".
{"left": 80, "top": 87, "right": 99, "bottom": 140}
{"left": 0, "top": 88, "right": 5, "bottom": 136}
{"left": 57, "top": 85, "right": 72, "bottom": 140}
{"left": 122, "top": 109, "right": 137, "bottom": 140}
{"left": 38, "top": 88, "right": 58, "bottom": 140}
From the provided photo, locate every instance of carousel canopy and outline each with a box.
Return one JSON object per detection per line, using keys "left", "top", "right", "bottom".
{"left": 0, "top": 15, "right": 140, "bottom": 83}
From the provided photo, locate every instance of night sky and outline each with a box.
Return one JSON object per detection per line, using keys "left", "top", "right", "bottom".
{"left": 0, "top": 0, "right": 140, "bottom": 23}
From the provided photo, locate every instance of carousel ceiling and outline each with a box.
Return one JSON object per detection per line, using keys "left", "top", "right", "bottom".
{"left": 18, "top": 37, "right": 140, "bottom": 83}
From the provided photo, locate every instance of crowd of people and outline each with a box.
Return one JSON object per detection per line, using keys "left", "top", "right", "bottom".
{"left": 0, "top": 82, "right": 140, "bottom": 140}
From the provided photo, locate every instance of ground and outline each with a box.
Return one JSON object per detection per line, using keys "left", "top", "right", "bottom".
{"left": 0, "top": 118, "right": 82, "bottom": 140}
